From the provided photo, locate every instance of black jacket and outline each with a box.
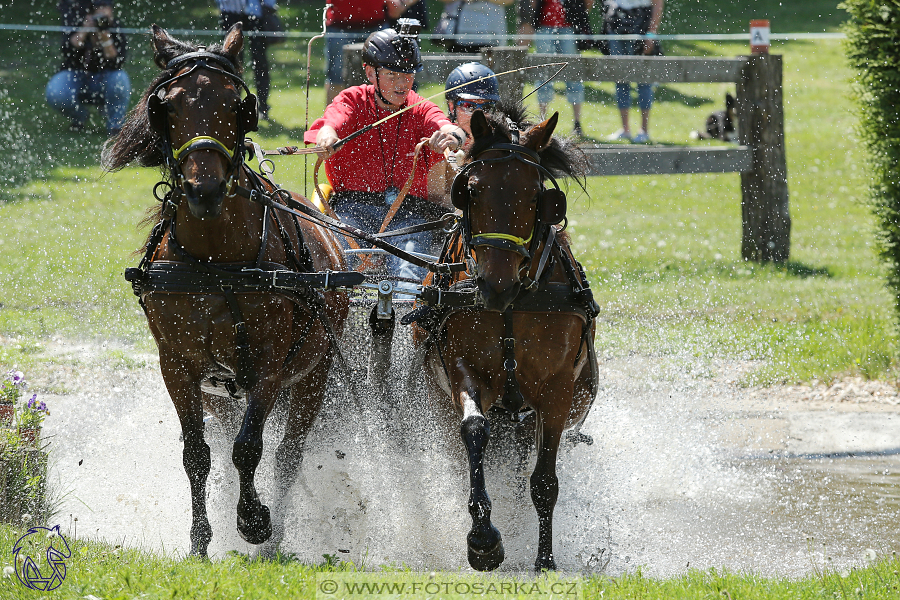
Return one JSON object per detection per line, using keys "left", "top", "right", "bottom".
{"left": 58, "top": 0, "right": 127, "bottom": 72}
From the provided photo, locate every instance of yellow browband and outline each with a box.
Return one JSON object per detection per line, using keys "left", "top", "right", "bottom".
{"left": 172, "top": 136, "right": 235, "bottom": 162}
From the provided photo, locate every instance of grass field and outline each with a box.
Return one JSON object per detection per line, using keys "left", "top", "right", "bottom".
{"left": 1, "top": 0, "right": 898, "bottom": 597}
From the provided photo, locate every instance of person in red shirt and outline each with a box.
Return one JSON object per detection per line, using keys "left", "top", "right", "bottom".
{"left": 325, "top": 0, "right": 411, "bottom": 104}
{"left": 306, "top": 23, "right": 466, "bottom": 279}
{"left": 518, "top": 0, "right": 593, "bottom": 137}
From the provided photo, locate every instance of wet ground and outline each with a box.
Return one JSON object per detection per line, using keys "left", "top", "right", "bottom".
{"left": 35, "top": 318, "right": 900, "bottom": 578}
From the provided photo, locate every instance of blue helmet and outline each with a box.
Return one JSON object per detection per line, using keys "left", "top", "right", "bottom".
{"left": 445, "top": 62, "right": 500, "bottom": 102}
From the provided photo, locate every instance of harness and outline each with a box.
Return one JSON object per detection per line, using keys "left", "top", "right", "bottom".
{"left": 403, "top": 131, "right": 600, "bottom": 417}
{"left": 125, "top": 51, "right": 364, "bottom": 396}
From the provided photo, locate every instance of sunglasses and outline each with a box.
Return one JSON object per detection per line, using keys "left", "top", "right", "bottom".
{"left": 456, "top": 100, "right": 496, "bottom": 113}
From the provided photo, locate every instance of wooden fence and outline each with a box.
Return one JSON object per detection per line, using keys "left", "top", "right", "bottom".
{"left": 343, "top": 45, "right": 790, "bottom": 262}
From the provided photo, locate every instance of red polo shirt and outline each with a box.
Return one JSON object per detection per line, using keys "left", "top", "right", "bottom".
{"left": 304, "top": 85, "right": 451, "bottom": 199}
{"left": 326, "top": 0, "right": 387, "bottom": 28}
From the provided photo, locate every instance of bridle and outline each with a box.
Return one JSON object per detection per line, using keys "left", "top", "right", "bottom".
{"left": 147, "top": 50, "right": 259, "bottom": 200}
{"left": 449, "top": 123, "right": 567, "bottom": 270}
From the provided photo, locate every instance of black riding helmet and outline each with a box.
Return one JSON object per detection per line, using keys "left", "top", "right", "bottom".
{"left": 362, "top": 25, "right": 424, "bottom": 74}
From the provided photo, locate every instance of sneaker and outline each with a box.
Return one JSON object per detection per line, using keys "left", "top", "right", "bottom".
{"left": 606, "top": 129, "right": 631, "bottom": 142}
{"left": 631, "top": 131, "right": 651, "bottom": 144}
{"left": 572, "top": 122, "right": 583, "bottom": 138}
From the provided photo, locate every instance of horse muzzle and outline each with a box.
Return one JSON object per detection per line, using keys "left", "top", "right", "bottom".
{"left": 183, "top": 179, "right": 227, "bottom": 219}
{"left": 476, "top": 277, "right": 522, "bottom": 313}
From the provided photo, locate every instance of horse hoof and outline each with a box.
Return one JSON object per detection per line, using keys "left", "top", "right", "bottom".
{"left": 534, "top": 554, "right": 557, "bottom": 572}
{"left": 467, "top": 527, "right": 505, "bottom": 572}
{"left": 237, "top": 504, "right": 272, "bottom": 545}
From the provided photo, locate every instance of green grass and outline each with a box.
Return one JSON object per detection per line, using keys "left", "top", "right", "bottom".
{"left": 1, "top": 523, "right": 900, "bottom": 599}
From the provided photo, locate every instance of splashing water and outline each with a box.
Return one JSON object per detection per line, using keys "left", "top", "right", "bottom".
{"left": 42, "top": 308, "right": 900, "bottom": 577}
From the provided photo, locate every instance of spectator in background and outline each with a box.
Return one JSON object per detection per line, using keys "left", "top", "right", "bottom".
{"left": 325, "top": 0, "right": 409, "bottom": 104}
{"left": 46, "top": 0, "right": 130, "bottom": 137}
{"left": 389, "top": 0, "right": 429, "bottom": 30}
{"left": 604, "top": 0, "right": 664, "bottom": 143}
{"left": 518, "top": 0, "right": 593, "bottom": 137}
{"left": 216, "top": 0, "right": 276, "bottom": 120}
{"left": 440, "top": 0, "right": 514, "bottom": 53}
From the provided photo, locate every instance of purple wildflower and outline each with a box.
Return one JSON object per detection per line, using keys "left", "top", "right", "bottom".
{"left": 9, "top": 371, "right": 24, "bottom": 386}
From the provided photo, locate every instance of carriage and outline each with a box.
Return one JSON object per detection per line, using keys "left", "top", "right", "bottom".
{"left": 108, "top": 23, "right": 600, "bottom": 571}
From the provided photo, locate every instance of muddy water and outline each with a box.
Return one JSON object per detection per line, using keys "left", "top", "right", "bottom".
{"left": 40, "top": 315, "right": 900, "bottom": 578}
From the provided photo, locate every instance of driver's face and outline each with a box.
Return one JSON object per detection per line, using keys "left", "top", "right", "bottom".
{"left": 367, "top": 66, "right": 415, "bottom": 107}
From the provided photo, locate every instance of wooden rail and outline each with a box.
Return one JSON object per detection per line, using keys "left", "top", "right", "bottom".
{"left": 342, "top": 45, "right": 790, "bottom": 262}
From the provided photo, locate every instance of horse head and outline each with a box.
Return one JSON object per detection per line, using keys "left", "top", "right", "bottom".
{"left": 148, "top": 24, "right": 258, "bottom": 219}
{"left": 453, "top": 109, "right": 566, "bottom": 312}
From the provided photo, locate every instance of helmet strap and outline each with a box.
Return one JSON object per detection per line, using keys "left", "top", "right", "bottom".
{"left": 448, "top": 100, "right": 457, "bottom": 123}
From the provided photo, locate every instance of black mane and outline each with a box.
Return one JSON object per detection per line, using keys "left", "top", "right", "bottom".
{"left": 100, "top": 35, "right": 243, "bottom": 173}
{"left": 465, "top": 102, "right": 588, "bottom": 192}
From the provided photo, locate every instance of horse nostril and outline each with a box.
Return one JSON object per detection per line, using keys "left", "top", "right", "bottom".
{"left": 183, "top": 181, "right": 196, "bottom": 199}
{"left": 218, "top": 180, "right": 227, "bottom": 197}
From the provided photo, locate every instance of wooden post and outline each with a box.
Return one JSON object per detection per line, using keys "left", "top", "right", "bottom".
{"left": 480, "top": 46, "right": 526, "bottom": 105}
{"left": 736, "top": 54, "right": 791, "bottom": 263}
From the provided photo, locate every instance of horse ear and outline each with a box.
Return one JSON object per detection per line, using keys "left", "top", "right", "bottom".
{"left": 470, "top": 110, "right": 491, "bottom": 140}
{"left": 526, "top": 112, "right": 559, "bottom": 153}
{"left": 222, "top": 23, "right": 244, "bottom": 61}
{"left": 151, "top": 24, "right": 180, "bottom": 69}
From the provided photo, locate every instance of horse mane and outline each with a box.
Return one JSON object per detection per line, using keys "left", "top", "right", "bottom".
{"left": 100, "top": 36, "right": 243, "bottom": 174}
{"left": 465, "top": 102, "right": 589, "bottom": 193}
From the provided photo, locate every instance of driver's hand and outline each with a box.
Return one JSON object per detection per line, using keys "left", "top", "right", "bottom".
{"left": 315, "top": 126, "right": 340, "bottom": 158}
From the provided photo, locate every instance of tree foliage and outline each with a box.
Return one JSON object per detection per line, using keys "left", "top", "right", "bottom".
{"left": 843, "top": 0, "right": 900, "bottom": 315}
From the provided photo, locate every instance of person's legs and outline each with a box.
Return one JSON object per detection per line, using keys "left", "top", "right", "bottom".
{"left": 607, "top": 40, "right": 632, "bottom": 138}
{"left": 325, "top": 29, "right": 350, "bottom": 104}
{"left": 632, "top": 83, "right": 654, "bottom": 142}
{"left": 98, "top": 69, "right": 131, "bottom": 134}
{"left": 46, "top": 70, "right": 89, "bottom": 129}
{"left": 246, "top": 17, "right": 271, "bottom": 118}
{"left": 534, "top": 27, "right": 558, "bottom": 118}
{"left": 558, "top": 31, "right": 584, "bottom": 134}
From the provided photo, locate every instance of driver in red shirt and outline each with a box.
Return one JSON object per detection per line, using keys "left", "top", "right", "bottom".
{"left": 305, "top": 20, "right": 466, "bottom": 280}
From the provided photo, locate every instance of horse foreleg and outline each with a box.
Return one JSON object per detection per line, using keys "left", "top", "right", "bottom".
{"left": 257, "top": 358, "right": 330, "bottom": 557}
{"left": 161, "top": 360, "right": 212, "bottom": 558}
{"left": 531, "top": 409, "right": 567, "bottom": 571}
{"left": 456, "top": 361, "right": 504, "bottom": 571}
{"left": 232, "top": 383, "right": 276, "bottom": 546}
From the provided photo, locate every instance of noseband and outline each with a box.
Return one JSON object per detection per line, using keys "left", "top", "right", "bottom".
{"left": 149, "top": 50, "right": 259, "bottom": 200}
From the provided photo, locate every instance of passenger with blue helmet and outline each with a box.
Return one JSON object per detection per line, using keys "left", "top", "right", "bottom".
{"left": 426, "top": 62, "right": 500, "bottom": 203}
{"left": 444, "top": 62, "right": 500, "bottom": 144}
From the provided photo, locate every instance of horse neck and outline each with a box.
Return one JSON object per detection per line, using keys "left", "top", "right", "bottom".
{"left": 169, "top": 170, "right": 265, "bottom": 263}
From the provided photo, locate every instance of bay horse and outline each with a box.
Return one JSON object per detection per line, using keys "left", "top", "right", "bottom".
{"left": 408, "top": 105, "right": 599, "bottom": 571}
{"left": 102, "top": 24, "right": 353, "bottom": 557}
